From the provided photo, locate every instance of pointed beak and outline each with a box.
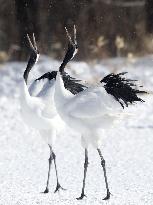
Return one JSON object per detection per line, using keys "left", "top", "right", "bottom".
{"left": 26, "top": 33, "right": 39, "bottom": 54}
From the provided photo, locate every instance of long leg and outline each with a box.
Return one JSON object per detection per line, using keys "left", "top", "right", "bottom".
{"left": 77, "top": 148, "right": 88, "bottom": 200}
{"left": 44, "top": 145, "right": 65, "bottom": 193}
{"left": 51, "top": 148, "right": 66, "bottom": 193}
{"left": 97, "top": 148, "right": 111, "bottom": 200}
{"left": 43, "top": 145, "right": 53, "bottom": 193}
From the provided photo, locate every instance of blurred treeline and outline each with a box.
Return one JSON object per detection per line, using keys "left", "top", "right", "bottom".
{"left": 0, "top": 0, "right": 153, "bottom": 61}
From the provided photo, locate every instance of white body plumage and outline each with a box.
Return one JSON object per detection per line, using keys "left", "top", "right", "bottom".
{"left": 19, "top": 30, "right": 81, "bottom": 194}
{"left": 54, "top": 72, "right": 125, "bottom": 148}
{"left": 20, "top": 75, "right": 66, "bottom": 146}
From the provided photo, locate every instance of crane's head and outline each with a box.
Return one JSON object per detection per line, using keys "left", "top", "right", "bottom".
{"left": 27, "top": 33, "right": 39, "bottom": 54}
{"left": 59, "top": 25, "right": 78, "bottom": 73}
{"left": 24, "top": 34, "right": 40, "bottom": 84}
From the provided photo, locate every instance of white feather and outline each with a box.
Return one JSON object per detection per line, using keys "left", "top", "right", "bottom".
{"left": 54, "top": 72, "right": 127, "bottom": 148}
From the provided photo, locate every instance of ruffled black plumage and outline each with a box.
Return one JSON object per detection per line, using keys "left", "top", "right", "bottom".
{"left": 35, "top": 71, "right": 57, "bottom": 81}
{"left": 35, "top": 71, "right": 87, "bottom": 95}
{"left": 100, "top": 72, "right": 147, "bottom": 108}
{"left": 62, "top": 71, "right": 87, "bottom": 94}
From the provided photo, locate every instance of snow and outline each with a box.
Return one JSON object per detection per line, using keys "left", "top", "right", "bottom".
{"left": 0, "top": 55, "right": 153, "bottom": 204}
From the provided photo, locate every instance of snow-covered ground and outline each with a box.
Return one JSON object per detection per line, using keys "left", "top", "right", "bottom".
{"left": 0, "top": 55, "right": 153, "bottom": 205}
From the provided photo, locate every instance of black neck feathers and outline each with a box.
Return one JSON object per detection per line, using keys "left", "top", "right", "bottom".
{"left": 24, "top": 51, "right": 38, "bottom": 84}
{"left": 59, "top": 43, "right": 76, "bottom": 73}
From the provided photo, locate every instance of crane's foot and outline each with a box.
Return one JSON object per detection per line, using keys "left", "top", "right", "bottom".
{"left": 54, "top": 182, "right": 66, "bottom": 193}
{"left": 76, "top": 193, "right": 87, "bottom": 200}
{"left": 43, "top": 187, "right": 49, "bottom": 193}
{"left": 103, "top": 190, "right": 111, "bottom": 200}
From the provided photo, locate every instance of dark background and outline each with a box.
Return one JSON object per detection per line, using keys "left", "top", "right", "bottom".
{"left": 0, "top": 0, "right": 153, "bottom": 61}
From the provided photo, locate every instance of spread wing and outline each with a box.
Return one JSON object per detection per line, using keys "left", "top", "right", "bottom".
{"left": 28, "top": 74, "right": 57, "bottom": 118}
{"left": 66, "top": 86, "right": 121, "bottom": 119}
{"left": 28, "top": 79, "right": 46, "bottom": 96}
{"left": 37, "top": 80, "right": 57, "bottom": 118}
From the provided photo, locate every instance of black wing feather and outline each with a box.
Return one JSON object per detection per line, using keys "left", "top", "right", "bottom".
{"left": 35, "top": 71, "right": 57, "bottom": 81}
{"left": 35, "top": 71, "right": 87, "bottom": 95}
{"left": 100, "top": 72, "right": 147, "bottom": 109}
{"left": 62, "top": 71, "right": 87, "bottom": 94}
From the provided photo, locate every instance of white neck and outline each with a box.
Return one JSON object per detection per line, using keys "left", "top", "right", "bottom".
{"left": 20, "top": 80, "right": 31, "bottom": 104}
{"left": 54, "top": 72, "right": 73, "bottom": 108}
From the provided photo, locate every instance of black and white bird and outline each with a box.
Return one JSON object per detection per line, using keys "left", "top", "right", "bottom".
{"left": 54, "top": 64, "right": 147, "bottom": 199}
{"left": 20, "top": 28, "right": 86, "bottom": 194}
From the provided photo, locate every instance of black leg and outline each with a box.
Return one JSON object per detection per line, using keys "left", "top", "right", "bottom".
{"left": 43, "top": 145, "right": 53, "bottom": 193}
{"left": 97, "top": 148, "right": 111, "bottom": 200}
{"left": 52, "top": 149, "right": 66, "bottom": 193}
{"left": 77, "top": 148, "right": 88, "bottom": 200}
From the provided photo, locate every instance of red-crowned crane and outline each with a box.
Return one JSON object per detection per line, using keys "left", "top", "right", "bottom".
{"left": 20, "top": 27, "right": 86, "bottom": 194}
{"left": 54, "top": 65, "right": 147, "bottom": 200}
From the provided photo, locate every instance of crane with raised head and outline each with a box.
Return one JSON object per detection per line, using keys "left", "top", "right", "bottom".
{"left": 20, "top": 27, "right": 86, "bottom": 194}
{"left": 54, "top": 60, "right": 147, "bottom": 200}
